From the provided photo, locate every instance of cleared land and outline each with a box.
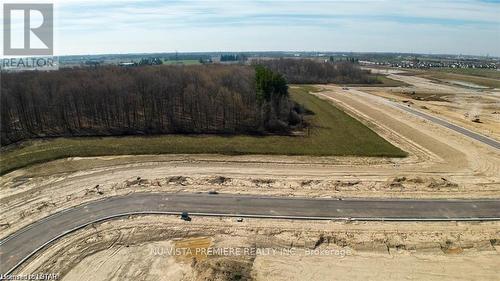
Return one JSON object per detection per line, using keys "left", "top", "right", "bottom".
{"left": 16, "top": 216, "right": 500, "bottom": 281}
{"left": 162, "top": 59, "right": 201, "bottom": 65}
{"left": 342, "top": 74, "right": 409, "bottom": 87}
{"left": 1, "top": 79, "right": 499, "bottom": 239}
{"left": 2, "top": 71, "right": 499, "bottom": 280}
{"left": 360, "top": 69, "right": 500, "bottom": 141}
{"left": 0, "top": 86, "right": 405, "bottom": 175}
{"left": 406, "top": 68, "right": 500, "bottom": 88}
{"left": 428, "top": 68, "right": 500, "bottom": 80}
{"left": 5, "top": 193, "right": 499, "bottom": 274}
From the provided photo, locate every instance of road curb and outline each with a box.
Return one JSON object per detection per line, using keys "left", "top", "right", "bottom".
{"left": 4, "top": 210, "right": 500, "bottom": 275}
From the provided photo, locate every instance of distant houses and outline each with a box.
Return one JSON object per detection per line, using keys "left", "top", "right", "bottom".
{"left": 360, "top": 59, "right": 497, "bottom": 70}
{"left": 117, "top": 57, "right": 162, "bottom": 67}
{"left": 118, "top": 62, "right": 137, "bottom": 67}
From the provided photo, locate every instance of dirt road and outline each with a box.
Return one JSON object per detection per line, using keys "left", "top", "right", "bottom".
{"left": 362, "top": 69, "right": 500, "bottom": 140}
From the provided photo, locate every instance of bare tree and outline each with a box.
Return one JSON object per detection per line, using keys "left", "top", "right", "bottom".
{"left": 1, "top": 65, "right": 301, "bottom": 145}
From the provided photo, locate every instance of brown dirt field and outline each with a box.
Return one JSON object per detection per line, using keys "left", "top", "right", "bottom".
{"left": 2, "top": 76, "right": 500, "bottom": 280}
{"left": 1, "top": 79, "right": 499, "bottom": 239}
{"left": 16, "top": 216, "right": 500, "bottom": 281}
{"left": 360, "top": 69, "right": 500, "bottom": 141}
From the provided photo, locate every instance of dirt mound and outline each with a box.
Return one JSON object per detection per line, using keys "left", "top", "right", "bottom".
{"left": 208, "top": 176, "right": 231, "bottom": 185}
{"left": 194, "top": 257, "right": 254, "bottom": 281}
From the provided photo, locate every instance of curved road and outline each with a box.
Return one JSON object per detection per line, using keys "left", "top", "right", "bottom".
{"left": 393, "top": 103, "right": 500, "bottom": 150}
{"left": 1, "top": 192, "right": 500, "bottom": 274}
{"left": 328, "top": 88, "right": 500, "bottom": 150}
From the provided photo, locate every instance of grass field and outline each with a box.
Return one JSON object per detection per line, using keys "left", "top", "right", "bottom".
{"left": 433, "top": 68, "right": 500, "bottom": 80}
{"left": 0, "top": 86, "right": 406, "bottom": 175}
{"left": 408, "top": 68, "right": 500, "bottom": 88}
{"left": 162, "top": 59, "right": 201, "bottom": 65}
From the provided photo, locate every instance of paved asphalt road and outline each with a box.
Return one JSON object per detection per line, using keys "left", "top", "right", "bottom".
{"left": 393, "top": 103, "right": 500, "bottom": 150}
{"left": 1, "top": 193, "right": 500, "bottom": 274}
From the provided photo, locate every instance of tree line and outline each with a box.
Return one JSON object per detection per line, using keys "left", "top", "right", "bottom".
{"left": 253, "top": 58, "right": 377, "bottom": 84}
{"left": 220, "top": 54, "right": 243, "bottom": 62}
{"left": 1, "top": 65, "right": 300, "bottom": 145}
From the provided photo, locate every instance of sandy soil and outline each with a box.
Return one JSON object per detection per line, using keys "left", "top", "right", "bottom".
{"left": 254, "top": 252, "right": 499, "bottom": 281}
{"left": 16, "top": 216, "right": 500, "bottom": 281}
{"left": 2, "top": 74, "right": 500, "bottom": 280}
{"left": 362, "top": 69, "right": 500, "bottom": 141}
{"left": 62, "top": 241, "right": 193, "bottom": 281}
{"left": 1, "top": 79, "right": 499, "bottom": 239}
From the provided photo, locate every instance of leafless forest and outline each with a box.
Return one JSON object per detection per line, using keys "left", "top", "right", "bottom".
{"left": 1, "top": 65, "right": 299, "bottom": 145}
{"left": 254, "top": 58, "right": 377, "bottom": 84}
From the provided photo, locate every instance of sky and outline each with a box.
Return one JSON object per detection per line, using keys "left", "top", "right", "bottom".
{"left": 2, "top": 0, "right": 500, "bottom": 56}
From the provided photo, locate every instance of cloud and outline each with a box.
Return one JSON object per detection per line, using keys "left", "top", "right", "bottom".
{"left": 5, "top": 0, "right": 496, "bottom": 55}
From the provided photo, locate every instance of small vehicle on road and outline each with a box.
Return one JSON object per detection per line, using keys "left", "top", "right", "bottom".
{"left": 180, "top": 212, "right": 191, "bottom": 221}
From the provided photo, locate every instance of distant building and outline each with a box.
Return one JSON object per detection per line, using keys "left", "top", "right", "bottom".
{"left": 118, "top": 62, "right": 137, "bottom": 67}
